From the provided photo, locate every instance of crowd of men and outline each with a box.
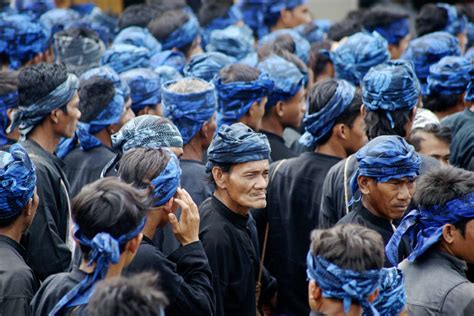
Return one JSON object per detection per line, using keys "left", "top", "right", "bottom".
{"left": 0, "top": 0, "right": 473, "bottom": 315}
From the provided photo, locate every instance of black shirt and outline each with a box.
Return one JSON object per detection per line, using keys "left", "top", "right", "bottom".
{"left": 126, "top": 236, "right": 215, "bottom": 316}
{"left": 252, "top": 152, "right": 341, "bottom": 316}
{"left": 0, "top": 235, "right": 39, "bottom": 316}
{"left": 261, "top": 131, "right": 297, "bottom": 162}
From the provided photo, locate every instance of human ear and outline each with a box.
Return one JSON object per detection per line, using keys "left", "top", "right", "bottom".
{"left": 442, "top": 224, "right": 457, "bottom": 244}
{"left": 212, "top": 167, "right": 227, "bottom": 189}
{"left": 358, "top": 176, "right": 371, "bottom": 195}
{"left": 368, "top": 289, "right": 379, "bottom": 303}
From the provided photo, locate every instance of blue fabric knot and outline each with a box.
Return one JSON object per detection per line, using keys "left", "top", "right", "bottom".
{"left": 150, "top": 50, "right": 186, "bottom": 73}
{"left": 151, "top": 150, "right": 182, "bottom": 206}
{"left": 121, "top": 68, "right": 162, "bottom": 113}
{"left": 161, "top": 11, "right": 199, "bottom": 50}
{"left": 100, "top": 44, "right": 150, "bottom": 74}
{"left": 89, "top": 232, "right": 121, "bottom": 266}
{"left": 184, "top": 52, "right": 236, "bottom": 82}
{"left": 113, "top": 26, "right": 162, "bottom": 56}
{"left": 154, "top": 65, "right": 183, "bottom": 84}
{"left": 427, "top": 56, "right": 472, "bottom": 96}
{"left": 206, "top": 25, "right": 255, "bottom": 60}
{"left": 437, "top": 3, "right": 467, "bottom": 36}
{"left": 365, "top": 18, "right": 410, "bottom": 46}
{"left": 259, "top": 28, "right": 311, "bottom": 64}
{"left": 237, "top": 0, "right": 268, "bottom": 39}
{"left": 39, "top": 8, "right": 80, "bottom": 37}
{"left": 364, "top": 268, "right": 406, "bottom": 316}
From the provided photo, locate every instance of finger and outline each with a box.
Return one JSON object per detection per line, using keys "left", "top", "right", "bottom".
{"left": 174, "top": 198, "right": 189, "bottom": 222}
{"left": 168, "top": 213, "right": 179, "bottom": 234}
{"left": 179, "top": 189, "right": 198, "bottom": 215}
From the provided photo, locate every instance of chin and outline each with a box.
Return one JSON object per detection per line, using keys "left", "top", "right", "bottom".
{"left": 248, "top": 200, "right": 267, "bottom": 209}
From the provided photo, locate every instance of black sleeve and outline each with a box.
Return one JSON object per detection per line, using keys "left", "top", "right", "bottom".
{"left": 259, "top": 266, "right": 277, "bottom": 304}
{"left": 320, "top": 161, "right": 345, "bottom": 229}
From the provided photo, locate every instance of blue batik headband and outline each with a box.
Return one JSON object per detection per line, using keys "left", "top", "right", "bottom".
{"left": 372, "top": 18, "right": 410, "bottom": 46}
{"left": 437, "top": 3, "right": 467, "bottom": 36}
{"left": 113, "top": 26, "right": 162, "bottom": 56}
{"left": 427, "top": 56, "right": 472, "bottom": 96}
{"left": 100, "top": 44, "right": 150, "bottom": 74}
{"left": 365, "top": 268, "right": 406, "bottom": 316}
{"left": 161, "top": 13, "right": 199, "bottom": 50}
{"left": 150, "top": 150, "right": 181, "bottom": 207}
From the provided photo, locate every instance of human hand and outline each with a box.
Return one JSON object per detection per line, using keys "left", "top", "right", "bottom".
{"left": 168, "top": 188, "right": 200, "bottom": 246}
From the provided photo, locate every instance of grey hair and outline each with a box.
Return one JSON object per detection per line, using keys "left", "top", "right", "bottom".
{"left": 167, "top": 77, "right": 211, "bottom": 93}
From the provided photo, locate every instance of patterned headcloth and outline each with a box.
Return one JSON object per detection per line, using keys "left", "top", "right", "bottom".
{"left": 437, "top": 3, "right": 467, "bottom": 36}
{"left": 237, "top": 0, "right": 267, "bottom": 39}
{"left": 466, "top": 81, "right": 474, "bottom": 102}
{"left": 206, "top": 123, "right": 271, "bottom": 172}
{"left": 0, "top": 14, "right": 50, "bottom": 70}
{"left": 300, "top": 80, "right": 356, "bottom": 147}
{"left": 365, "top": 18, "right": 410, "bottom": 46}
{"left": 83, "top": 6, "right": 118, "bottom": 45}
{"left": 257, "top": 54, "right": 305, "bottom": 108}
{"left": 0, "top": 143, "right": 36, "bottom": 221}
{"left": 386, "top": 190, "right": 474, "bottom": 266}
{"left": 154, "top": 65, "right": 183, "bottom": 83}
{"left": 150, "top": 50, "right": 186, "bottom": 73}
{"left": 427, "top": 56, "right": 472, "bottom": 96}
{"left": 206, "top": 25, "right": 255, "bottom": 61}
{"left": 402, "top": 31, "right": 461, "bottom": 94}
{"left": 100, "top": 44, "right": 150, "bottom": 74}
{"left": 39, "top": 8, "right": 80, "bottom": 36}
{"left": 362, "top": 60, "right": 420, "bottom": 128}
{"left": 150, "top": 149, "right": 181, "bottom": 207}
{"left": 0, "top": 90, "right": 18, "bottom": 146}
{"left": 112, "top": 115, "right": 183, "bottom": 153}
{"left": 214, "top": 72, "right": 274, "bottom": 129}
{"left": 365, "top": 268, "right": 406, "bottom": 316}
{"left": 306, "top": 252, "right": 382, "bottom": 316}
{"left": 121, "top": 68, "right": 161, "bottom": 114}
{"left": 162, "top": 78, "right": 217, "bottom": 145}
{"left": 113, "top": 26, "right": 162, "bottom": 57}
{"left": 54, "top": 30, "right": 105, "bottom": 76}
{"left": 201, "top": 4, "right": 242, "bottom": 45}
{"left": 350, "top": 135, "right": 421, "bottom": 203}
{"left": 16, "top": 0, "right": 55, "bottom": 20}
{"left": 331, "top": 32, "right": 390, "bottom": 86}
{"left": 50, "top": 217, "right": 146, "bottom": 315}
{"left": 183, "top": 52, "right": 236, "bottom": 82}
{"left": 161, "top": 11, "right": 200, "bottom": 50}
{"left": 295, "top": 20, "right": 326, "bottom": 44}
{"left": 259, "top": 28, "right": 311, "bottom": 64}
{"left": 8, "top": 74, "right": 79, "bottom": 138}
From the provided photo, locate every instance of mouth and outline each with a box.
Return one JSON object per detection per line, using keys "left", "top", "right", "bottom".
{"left": 251, "top": 192, "right": 266, "bottom": 199}
{"left": 393, "top": 205, "right": 409, "bottom": 212}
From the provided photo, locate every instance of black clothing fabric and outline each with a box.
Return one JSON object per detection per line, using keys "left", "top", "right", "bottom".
{"left": 320, "top": 153, "right": 440, "bottom": 229}
{"left": 442, "top": 108, "right": 474, "bottom": 171}
{"left": 63, "top": 145, "right": 116, "bottom": 198}
{"left": 125, "top": 236, "right": 215, "bottom": 316}
{"left": 20, "top": 139, "right": 72, "bottom": 281}
{"left": 261, "top": 131, "right": 297, "bottom": 162}
{"left": 30, "top": 266, "right": 87, "bottom": 315}
{"left": 0, "top": 235, "right": 39, "bottom": 316}
{"left": 252, "top": 152, "right": 341, "bottom": 316}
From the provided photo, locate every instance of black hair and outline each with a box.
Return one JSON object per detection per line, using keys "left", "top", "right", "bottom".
{"left": 309, "top": 40, "right": 333, "bottom": 79}
{"left": 118, "top": 4, "right": 161, "bottom": 30}
{"left": 219, "top": 64, "right": 261, "bottom": 84}
{"left": 72, "top": 177, "right": 152, "bottom": 258}
{"left": 88, "top": 272, "right": 168, "bottom": 316}
{"left": 362, "top": 6, "right": 409, "bottom": 31}
{"left": 415, "top": 4, "right": 450, "bottom": 37}
{"left": 327, "top": 18, "right": 362, "bottom": 42}
{"left": 0, "top": 71, "right": 19, "bottom": 96}
{"left": 364, "top": 109, "right": 413, "bottom": 140}
{"left": 147, "top": 9, "right": 193, "bottom": 54}
{"left": 146, "top": 0, "right": 187, "bottom": 12}
{"left": 78, "top": 77, "right": 116, "bottom": 124}
{"left": 422, "top": 93, "right": 462, "bottom": 114}
{"left": 258, "top": 34, "right": 298, "bottom": 62}
{"left": 198, "top": 0, "right": 233, "bottom": 27}
{"left": 307, "top": 79, "right": 362, "bottom": 145}
{"left": 409, "top": 123, "right": 452, "bottom": 151}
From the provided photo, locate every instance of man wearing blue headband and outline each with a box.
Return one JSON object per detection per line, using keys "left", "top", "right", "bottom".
{"left": 121, "top": 68, "right": 163, "bottom": 117}
{"left": 198, "top": 0, "right": 243, "bottom": 46}
{"left": 113, "top": 25, "right": 162, "bottom": 57}
{"left": 387, "top": 167, "right": 474, "bottom": 315}
{"left": 30, "top": 178, "right": 150, "bottom": 315}
{"left": 120, "top": 148, "right": 215, "bottom": 316}
{"left": 100, "top": 44, "right": 150, "bottom": 74}
{"left": 200, "top": 123, "right": 276, "bottom": 316}
{"left": 0, "top": 144, "right": 39, "bottom": 315}
{"left": 0, "top": 72, "right": 20, "bottom": 146}
{"left": 264, "top": 0, "right": 311, "bottom": 34}
{"left": 207, "top": 25, "right": 255, "bottom": 62}
{"left": 307, "top": 224, "right": 385, "bottom": 316}
{"left": 183, "top": 52, "right": 236, "bottom": 82}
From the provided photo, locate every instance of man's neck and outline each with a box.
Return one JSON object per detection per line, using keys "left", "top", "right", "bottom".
{"left": 435, "top": 106, "right": 464, "bottom": 121}
{"left": 79, "top": 258, "right": 125, "bottom": 279}
{"left": 0, "top": 223, "right": 24, "bottom": 244}
{"left": 182, "top": 137, "right": 204, "bottom": 162}
{"left": 318, "top": 299, "right": 363, "bottom": 316}
{"left": 28, "top": 124, "right": 61, "bottom": 154}
{"left": 142, "top": 214, "right": 159, "bottom": 241}
{"left": 214, "top": 190, "right": 250, "bottom": 216}
{"left": 94, "top": 129, "right": 112, "bottom": 148}
{"left": 261, "top": 115, "right": 284, "bottom": 137}
{"left": 315, "top": 139, "right": 348, "bottom": 159}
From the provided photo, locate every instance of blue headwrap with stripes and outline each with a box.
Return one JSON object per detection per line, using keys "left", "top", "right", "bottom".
{"left": 306, "top": 253, "right": 382, "bottom": 316}
{"left": 257, "top": 54, "right": 305, "bottom": 107}
{"left": 161, "top": 12, "right": 200, "bottom": 50}
{"left": 295, "top": 20, "right": 326, "bottom": 44}
{"left": 362, "top": 60, "right": 420, "bottom": 128}
{"left": 49, "top": 217, "right": 146, "bottom": 315}
{"left": 237, "top": 0, "right": 267, "bottom": 39}
{"left": 206, "top": 25, "right": 255, "bottom": 61}
{"left": 437, "top": 3, "right": 467, "bottom": 36}
{"left": 183, "top": 52, "right": 236, "bottom": 82}
{"left": 100, "top": 44, "right": 150, "bottom": 74}
{"left": 466, "top": 81, "right": 474, "bottom": 102}
{"left": 300, "top": 80, "right": 356, "bottom": 147}
{"left": 113, "top": 26, "right": 162, "bottom": 56}
{"left": 0, "top": 143, "right": 36, "bottom": 221}
{"left": 331, "top": 32, "right": 390, "bottom": 86}
{"left": 0, "top": 91, "right": 18, "bottom": 146}
{"left": 427, "top": 56, "right": 472, "bottom": 96}
{"left": 150, "top": 50, "right": 186, "bottom": 73}
{"left": 151, "top": 150, "right": 181, "bottom": 207}
{"left": 259, "top": 28, "right": 311, "bottom": 64}
{"left": 162, "top": 78, "right": 217, "bottom": 144}
{"left": 206, "top": 123, "right": 270, "bottom": 172}
{"left": 39, "top": 8, "right": 80, "bottom": 37}
{"left": 15, "top": 0, "right": 55, "bottom": 20}
{"left": 214, "top": 72, "right": 274, "bottom": 129}
{"left": 366, "top": 18, "right": 410, "bottom": 46}
{"left": 121, "top": 68, "right": 161, "bottom": 114}
{"left": 364, "top": 268, "right": 406, "bottom": 316}
{"left": 154, "top": 65, "right": 183, "bottom": 84}
{"left": 201, "top": 4, "right": 242, "bottom": 45}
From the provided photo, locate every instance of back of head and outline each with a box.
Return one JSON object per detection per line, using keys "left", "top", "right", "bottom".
{"left": 219, "top": 64, "right": 260, "bottom": 84}
{"left": 78, "top": 76, "right": 116, "bottom": 123}
{"left": 147, "top": 9, "right": 189, "bottom": 43}
{"left": 362, "top": 6, "right": 410, "bottom": 46}
{"left": 416, "top": 4, "right": 449, "bottom": 37}
{"left": 118, "top": 4, "right": 160, "bottom": 30}
{"left": 198, "top": 0, "right": 233, "bottom": 27}
{"left": 410, "top": 123, "right": 452, "bottom": 152}
{"left": 183, "top": 52, "right": 236, "bottom": 82}
{"left": 327, "top": 18, "right": 362, "bottom": 42}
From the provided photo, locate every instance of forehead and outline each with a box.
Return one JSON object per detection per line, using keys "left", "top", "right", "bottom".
{"left": 232, "top": 159, "right": 269, "bottom": 172}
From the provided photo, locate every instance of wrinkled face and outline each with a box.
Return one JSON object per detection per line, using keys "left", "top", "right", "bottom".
{"left": 281, "top": 87, "right": 306, "bottom": 129}
{"left": 450, "top": 219, "right": 474, "bottom": 263}
{"left": 363, "top": 177, "right": 416, "bottom": 220}
{"left": 223, "top": 160, "right": 269, "bottom": 210}
{"left": 345, "top": 112, "right": 368, "bottom": 155}
{"left": 416, "top": 131, "right": 450, "bottom": 165}
{"left": 55, "top": 93, "right": 81, "bottom": 138}
{"left": 285, "top": 4, "right": 312, "bottom": 28}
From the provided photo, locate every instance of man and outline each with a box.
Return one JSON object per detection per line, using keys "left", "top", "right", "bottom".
{"left": 410, "top": 123, "right": 451, "bottom": 165}
{"left": 386, "top": 167, "right": 474, "bottom": 315}
{"left": 120, "top": 148, "right": 215, "bottom": 315}
{"left": 0, "top": 71, "right": 19, "bottom": 146}
{"left": 252, "top": 79, "right": 366, "bottom": 316}
{"left": 200, "top": 123, "right": 276, "bottom": 316}
{"left": 121, "top": 68, "right": 163, "bottom": 116}
{"left": 100, "top": 43, "right": 150, "bottom": 74}
{"left": 30, "top": 177, "right": 150, "bottom": 315}
{"left": 8, "top": 63, "right": 81, "bottom": 280}
{"left": 337, "top": 135, "right": 421, "bottom": 266}
{"left": 307, "top": 224, "right": 385, "bottom": 316}
{"left": 214, "top": 64, "right": 274, "bottom": 131}
{"left": 264, "top": 0, "right": 311, "bottom": 33}
{"left": 183, "top": 52, "right": 236, "bottom": 82}
{"left": 0, "top": 144, "right": 39, "bottom": 315}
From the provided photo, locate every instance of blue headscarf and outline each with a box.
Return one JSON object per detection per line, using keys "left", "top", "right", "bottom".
{"left": 466, "top": 81, "right": 474, "bottom": 102}
{"left": 121, "top": 68, "right": 161, "bottom": 114}
{"left": 350, "top": 135, "right": 421, "bottom": 204}
{"left": 65, "top": 18, "right": 112, "bottom": 45}
{"left": 49, "top": 217, "right": 146, "bottom": 315}
{"left": 259, "top": 28, "right": 311, "bottom": 64}
{"left": 364, "top": 268, "right": 406, "bottom": 316}
{"left": 161, "top": 12, "right": 200, "bottom": 50}
{"left": 386, "top": 191, "right": 474, "bottom": 267}
{"left": 295, "top": 20, "right": 326, "bottom": 44}
{"left": 151, "top": 150, "right": 181, "bottom": 207}
{"left": 427, "top": 56, "right": 472, "bottom": 96}
{"left": 0, "top": 14, "right": 50, "bottom": 70}
{"left": 8, "top": 74, "right": 79, "bottom": 138}
{"left": 237, "top": 0, "right": 267, "bottom": 39}
{"left": 113, "top": 26, "right": 162, "bottom": 57}
{"left": 81, "top": 66, "right": 130, "bottom": 100}
{"left": 206, "top": 123, "right": 271, "bottom": 172}
{"left": 100, "top": 44, "right": 150, "bottom": 74}
{"left": 206, "top": 25, "right": 255, "bottom": 61}
{"left": 0, "top": 143, "right": 36, "bottom": 221}
{"left": 16, "top": 0, "right": 55, "bottom": 20}
{"left": 150, "top": 50, "right": 186, "bottom": 73}
{"left": 0, "top": 91, "right": 18, "bottom": 146}
{"left": 300, "top": 80, "right": 356, "bottom": 147}
{"left": 162, "top": 78, "right": 217, "bottom": 145}
{"left": 214, "top": 72, "right": 274, "bottom": 129}
{"left": 201, "top": 4, "right": 242, "bottom": 45}
{"left": 86, "top": 6, "right": 118, "bottom": 45}
{"left": 154, "top": 65, "right": 183, "bottom": 84}
{"left": 437, "top": 3, "right": 467, "bottom": 36}
{"left": 39, "top": 8, "right": 80, "bottom": 37}
{"left": 362, "top": 60, "right": 420, "bottom": 128}
{"left": 257, "top": 55, "right": 305, "bottom": 107}
{"left": 365, "top": 18, "right": 410, "bottom": 46}
{"left": 183, "top": 52, "right": 236, "bottom": 82}
{"left": 331, "top": 32, "right": 390, "bottom": 86}
{"left": 306, "top": 253, "right": 382, "bottom": 316}
{"left": 402, "top": 31, "right": 461, "bottom": 93}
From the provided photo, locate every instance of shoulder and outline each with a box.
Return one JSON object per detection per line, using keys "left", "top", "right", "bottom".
{"left": 336, "top": 209, "right": 361, "bottom": 225}
{"left": 443, "top": 282, "right": 474, "bottom": 314}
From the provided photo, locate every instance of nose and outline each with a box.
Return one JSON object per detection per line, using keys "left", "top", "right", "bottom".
{"left": 397, "top": 183, "right": 413, "bottom": 201}
{"left": 254, "top": 175, "right": 268, "bottom": 190}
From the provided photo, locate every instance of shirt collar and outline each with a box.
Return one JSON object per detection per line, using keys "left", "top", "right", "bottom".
{"left": 211, "top": 195, "right": 249, "bottom": 230}
{"left": 355, "top": 202, "right": 395, "bottom": 232}
{"left": 0, "top": 234, "right": 25, "bottom": 258}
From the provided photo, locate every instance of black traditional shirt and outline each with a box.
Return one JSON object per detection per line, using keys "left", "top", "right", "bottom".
{"left": 261, "top": 131, "right": 297, "bottom": 162}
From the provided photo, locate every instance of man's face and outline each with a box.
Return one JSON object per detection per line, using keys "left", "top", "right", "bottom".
{"left": 111, "top": 97, "right": 135, "bottom": 133}
{"left": 416, "top": 131, "right": 450, "bottom": 165}
{"left": 55, "top": 93, "right": 81, "bottom": 138}
{"left": 450, "top": 219, "right": 474, "bottom": 263}
{"left": 283, "top": 4, "right": 312, "bottom": 28}
{"left": 250, "top": 96, "right": 267, "bottom": 131}
{"left": 344, "top": 112, "right": 368, "bottom": 155}
{"left": 389, "top": 34, "right": 410, "bottom": 60}
{"left": 363, "top": 177, "right": 416, "bottom": 220}
{"left": 280, "top": 87, "right": 306, "bottom": 129}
